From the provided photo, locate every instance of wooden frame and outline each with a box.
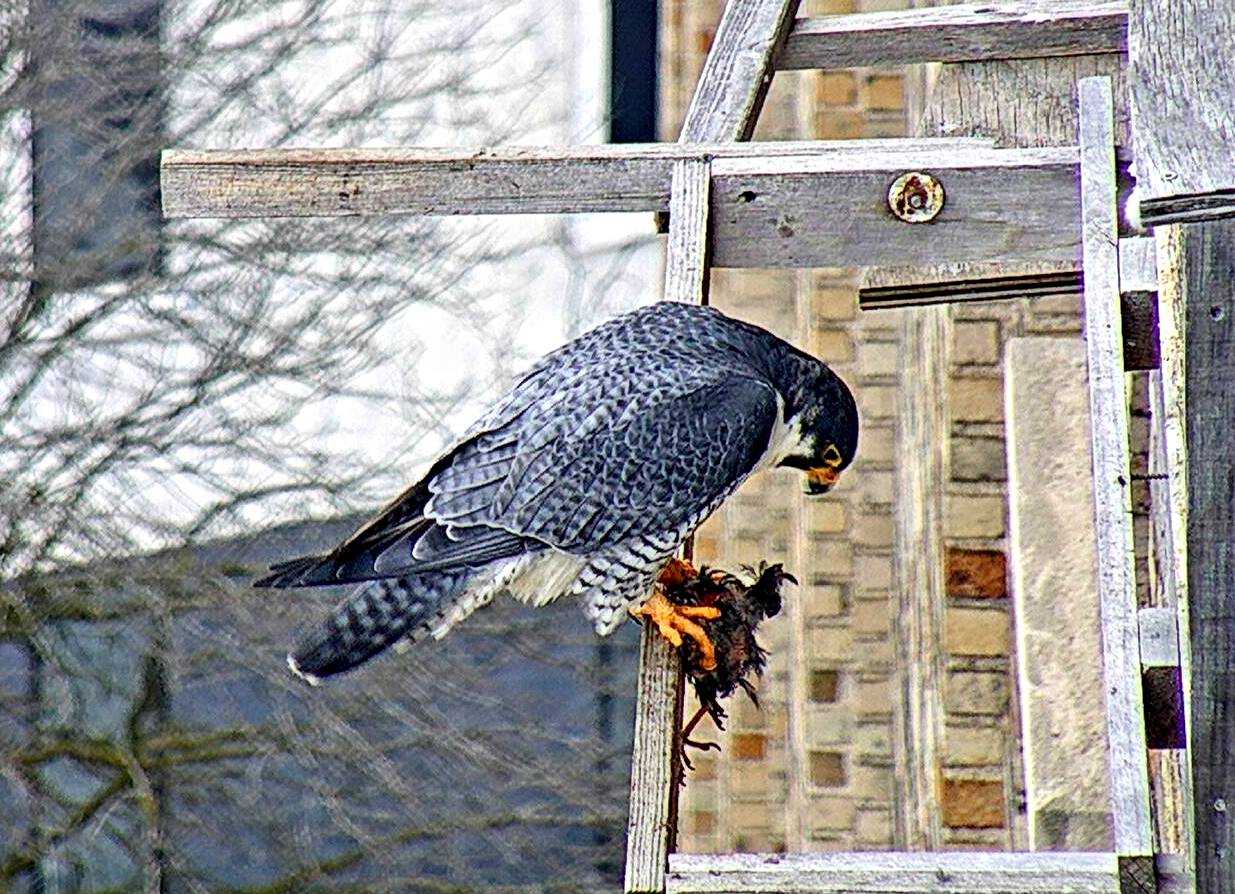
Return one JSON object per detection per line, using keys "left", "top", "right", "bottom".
{"left": 157, "top": 0, "right": 1231, "bottom": 887}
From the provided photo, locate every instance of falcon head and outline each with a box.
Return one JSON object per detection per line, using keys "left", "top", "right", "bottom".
{"left": 775, "top": 356, "right": 859, "bottom": 496}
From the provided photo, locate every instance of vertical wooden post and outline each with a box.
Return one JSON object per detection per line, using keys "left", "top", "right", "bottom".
{"left": 625, "top": 159, "right": 711, "bottom": 894}
{"left": 625, "top": 2, "right": 800, "bottom": 890}
{"left": 1077, "top": 77, "right": 1154, "bottom": 865}
{"left": 1169, "top": 219, "right": 1235, "bottom": 893}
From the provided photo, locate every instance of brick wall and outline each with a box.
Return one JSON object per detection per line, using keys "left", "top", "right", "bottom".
{"left": 661, "top": 0, "right": 1129, "bottom": 857}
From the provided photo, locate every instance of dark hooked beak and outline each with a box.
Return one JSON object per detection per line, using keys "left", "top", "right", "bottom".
{"left": 805, "top": 466, "right": 841, "bottom": 496}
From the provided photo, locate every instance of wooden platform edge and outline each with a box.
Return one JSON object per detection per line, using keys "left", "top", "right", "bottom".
{"left": 667, "top": 851, "right": 1123, "bottom": 893}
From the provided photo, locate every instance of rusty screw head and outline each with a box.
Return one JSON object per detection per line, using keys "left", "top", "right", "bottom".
{"left": 888, "top": 171, "right": 944, "bottom": 223}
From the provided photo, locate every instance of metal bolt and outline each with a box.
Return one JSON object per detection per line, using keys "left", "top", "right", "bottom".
{"left": 888, "top": 171, "right": 945, "bottom": 223}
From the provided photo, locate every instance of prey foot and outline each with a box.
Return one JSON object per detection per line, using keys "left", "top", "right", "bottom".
{"left": 630, "top": 590, "right": 721, "bottom": 671}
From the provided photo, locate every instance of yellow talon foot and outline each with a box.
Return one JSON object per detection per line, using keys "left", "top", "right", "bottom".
{"left": 631, "top": 590, "right": 721, "bottom": 672}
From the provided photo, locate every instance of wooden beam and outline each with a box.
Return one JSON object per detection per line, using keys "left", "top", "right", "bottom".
{"left": 1127, "top": 0, "right": 1235, "bottom": 225}
{"left": 779, "top": 1, "right": 1128, "bottom": 70}
{"left": 709, "top": 146, "right": 1080, "bottom": 268}
{"left": 161, "top": 138, "right": 988, "bottom": 218}
{"left": 667, "top": 852, "right": 1123, "bottom": 893}
{"left": 1078, "top": 76, "right": 1153, "bottom": 858}
{"left": 1170, "top": 218, "right": 1235, "bottom": 892}
{"left": 163, "top": 143, "right": 1083, "bottom": 270}
{"left": 679, "top": 0, "right": 802, "bottom": 142}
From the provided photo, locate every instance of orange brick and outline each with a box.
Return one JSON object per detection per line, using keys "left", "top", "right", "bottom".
{"left": 733, "top": 733, "right": 767, "bottom": 761}
{"left": 816, "top": 71, "right": 858, "bottom": 107}
{"left": 689, "top": 810, "right": 716, "bottom": 835}
{"left": 816, "top": 109, "right": 865, "bottom": 140}
{"left": 865, "top": 73, "right": 905, "bottom": 111}
{"left": 945, "top": 548, "right": 1008, "bottom": 598}
{"left": 940, "top": 777, "right": 1007, "bottom": 828}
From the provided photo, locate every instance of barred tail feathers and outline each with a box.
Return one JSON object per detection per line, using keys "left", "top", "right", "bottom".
{"left": 288, "top": 570, "right": 471, "bottom": 683}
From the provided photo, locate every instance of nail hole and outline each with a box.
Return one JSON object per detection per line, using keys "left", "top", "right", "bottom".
{"left": 1211, "top": 305, "right": 1225, "bottom": 321}
{"left": 738, "top": 190, "right": 758, "bottom": 203}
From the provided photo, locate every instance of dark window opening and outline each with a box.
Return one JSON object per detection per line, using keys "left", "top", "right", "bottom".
{"left": 30, "top": 0, "right": 164, "bottom": 291}
{"left": 608, "top": 0, "right": 657, "bottom": 143}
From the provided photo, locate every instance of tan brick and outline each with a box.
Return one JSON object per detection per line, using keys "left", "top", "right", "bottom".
{"left": 816, "top": 70, "right": 858, "bottom": 106}
{"left": 953, "top": 321, "right": 1001, "bottom": 365}
{"left": 853, "top": 553, "right": 893, "bottom": 591}
{"left": 950, "top": 377, "right": 1005, "bottom": 423}
{"left": 806, "top": 704, "right": 854, "bottom": 746}
{"left": 809, "top": 794, "right": 858, "bottom": 832}
{"left": 849, "top": 763, "right": 893, "bottom": 802}
{"left": 691, "top": 755, "right": 719, "bottom": 781}
{"left": 806, "top": 499, "right": 846, "bottom": 534}
{"left": 809, "top": 327, "right": 854, "bottom": 363}
{"left": 940, "top": 777, "right": 1006, "bottom": 829}
{"left": 852, "top": 598, "right": 890, "bottom": 638}
{"left": 865, "top": 73, "right": 905, "bottom": 111}
{"left": 945, "top": 670, "right": 1009, "bottom": 716}
{"left": 857, "top": 340, "right": 900, "bottom": 378}
{"left": 946, "top": 606, "right": 1010, "bottom": 656}
{"left": 854, "top": 511, "right": 893, "bottom": 548}
{"left": 945, "top": 494, "right": 1006, "bottom": 539}
{"left": 806, "top": 537, "right": 854, "bottom": 577}
{"left": 730, "top": 762, "right": 773, "bottom": 798}
{"left": 859, "top": 469, "right": 894, "bottom": 505}
{"left": 951, "top": 436, "right": 1007, "bottom": 482}
{"left": 854, "top": 719, "right": 892, "bottom": 761}
{"left": 945, "top": 724, "right": 1005, "bottom": 767}
{"left": 804, "top": 0, "right": 857, "bottom": 15}
{"left": 858, "top": 385, "right": 897, "bottom": 420}
{"left": 810, "top": 750, "right": 847, "bottom": 787}
{"left": 732, "top": 829, "right": 780, "bottom": 853}
{"left": 731, "top": 800, "right": 772, "bottom": 832}
{"left": 811, "top": 283, "right": 858, "bottom": 320}
{"left": 853, "top": 675, "right": 892, "bottom": 717}
{"left": 807, "top": 582, "right": 848, "bottom": 618}
{"left": 855, "top": 808, "right": 894, "bottom": 846}
{"left": 945, "top": 547, "right": 1008, "bottom": 598}
{"left": 1031, "top": 292, "right": 1081, "bottom": 315}
{"left": 815, "top": 109, "right": 866, "bottom": 140}
{"left": 808, "top": 625, "right": 854, "bottom": 662}
{"left": 857, "top": 424, "right": 894, "bottom": 464}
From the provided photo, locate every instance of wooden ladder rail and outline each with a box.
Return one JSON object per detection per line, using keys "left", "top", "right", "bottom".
{"left": 623, "top": 1, "right": 802, "bottom": 891}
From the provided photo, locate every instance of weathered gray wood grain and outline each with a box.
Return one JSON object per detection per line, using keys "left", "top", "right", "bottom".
{"left": 1127, "top": 0, "right": 1235, "bottom": 225}
{"left": 1138, "top": 606, "right": 1180, "bottom": 669}
{"left": 164, "top": 142, "right": 1084, "bottom": 270}
{"left": 666, "top": 851, "right": 1122, "bottom": 893}
{"left": 709, "top": 146, "right": 1081, "bottom": 268}
{"left": 1078, "top": 76, "right": 1153, "bottom": 857}
{"left": 780, "top": 1, "right": 1127, "bottom": 70}
{"left": 161, "top": 139, "right": 988, "bottom": 219}
{"left": 1177, "top": 217, "right": 1235, "bottom": 893}
{"left": 890, "top": 305, "right": 947, "bottom": 849}
{"left": 679, "top": 0, "right": 802, "bottom": 143}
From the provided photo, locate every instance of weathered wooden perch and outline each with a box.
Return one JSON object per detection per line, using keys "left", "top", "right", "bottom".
{"left": 780, "top": 1, "right": 1128, "bottom": 70}
{"left": 162, "top": 142, "right": 1087, "bottom": 270}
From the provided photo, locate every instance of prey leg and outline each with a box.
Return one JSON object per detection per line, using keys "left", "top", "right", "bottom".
{"left": 630, "top": 590, "right": 721, "bottom": 671}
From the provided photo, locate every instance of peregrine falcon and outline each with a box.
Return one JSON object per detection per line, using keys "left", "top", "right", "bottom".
{"left": 257, "top": 302, "right": 858, "bottom": 684}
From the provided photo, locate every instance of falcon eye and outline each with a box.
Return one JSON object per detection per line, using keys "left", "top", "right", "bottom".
{"left": 821, "top": 443, "right": 843, "bottom": 468}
